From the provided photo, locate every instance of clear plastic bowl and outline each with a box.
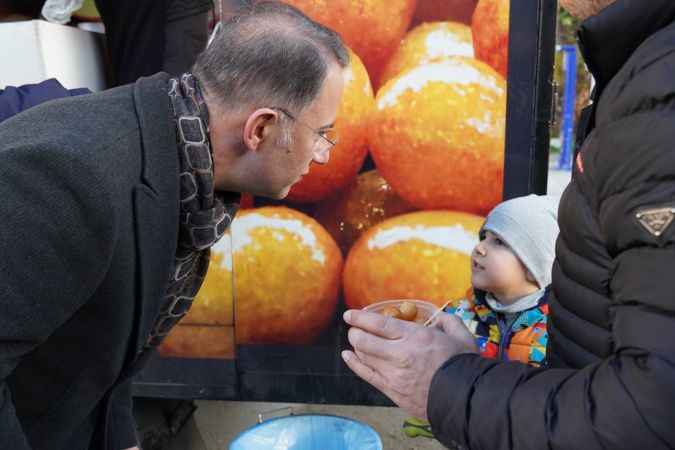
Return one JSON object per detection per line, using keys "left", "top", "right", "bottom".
{"left": 362, "top": 299, "right": 439, "bottom": 324}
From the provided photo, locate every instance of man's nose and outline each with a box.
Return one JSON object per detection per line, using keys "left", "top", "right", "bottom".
{"left": 313, "top": 147, "right": 330, "bottom": 165}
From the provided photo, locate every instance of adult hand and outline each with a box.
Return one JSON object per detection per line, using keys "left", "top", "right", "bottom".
{"left": 341, "top": 309, "right": 477, "bottom": 419}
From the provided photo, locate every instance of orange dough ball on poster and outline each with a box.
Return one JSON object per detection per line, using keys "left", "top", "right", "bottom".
{"left": 181, "top": 250, "right": 234, "bottom": 326}
{"left": 370, "top": 57, "right": 506, "bottom": 215}
{"left": 226, "top": 207, "right": 342, "bottom": 344}
{"left": 315, "top": 170, "right": 414, "bottom": 254}
{"left": 281, "top": 0, "right": 417, "bottom": 83}
{"left": 413, "top": 0, "right": 478, "bottom": 25}
{"left": 343, "top": 210, "right": 483, "bottom": 310}
{"left": 472, "top": 0, "right": 510, "bottom": 78}
{"left": 159, "top": 326, "right": 235, "bottom": 359}
{"left": 380, "top": 21, "right": 474, "bottom": 87}
{"left": 287, "top": 50, "right": 374, "bottom": 203}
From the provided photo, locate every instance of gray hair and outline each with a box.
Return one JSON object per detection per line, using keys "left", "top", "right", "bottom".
{"left": 192, "top": 1, "right": 349, "bottom": 114}
{"left": 276, "top": 114, "right": 295, "bottom": 148}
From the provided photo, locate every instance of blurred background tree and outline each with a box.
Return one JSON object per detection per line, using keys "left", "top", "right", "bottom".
{"left": 558, "top": 8, "right": 580, "bottom": 43}
{"left": 551, "top": 6, "right": 592, "bottom": 150}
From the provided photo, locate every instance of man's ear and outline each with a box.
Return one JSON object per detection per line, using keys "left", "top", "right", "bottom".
{"left": 243, "top": 108, "right": 278, "bottom": 151}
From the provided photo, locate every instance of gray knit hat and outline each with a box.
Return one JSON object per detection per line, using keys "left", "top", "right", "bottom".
{"left": 481, "top": 194, "right": 560, "bottom": 288}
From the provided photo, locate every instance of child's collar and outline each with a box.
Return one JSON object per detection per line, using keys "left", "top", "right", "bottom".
{"left": 472, "top": 287, "right": 549, "bottom": 322}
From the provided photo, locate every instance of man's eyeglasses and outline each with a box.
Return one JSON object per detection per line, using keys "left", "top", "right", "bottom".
{"left": 271, "top": 107, "right": 339, "bottom": 152}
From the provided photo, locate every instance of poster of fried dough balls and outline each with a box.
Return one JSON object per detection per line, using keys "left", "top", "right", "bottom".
{"left": 134, "top": 0, "right": 557, "bottom": 405}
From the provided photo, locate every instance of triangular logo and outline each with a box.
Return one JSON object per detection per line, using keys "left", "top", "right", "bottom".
{"left": 635, "top": 207, "right": 675, "bottom": 237}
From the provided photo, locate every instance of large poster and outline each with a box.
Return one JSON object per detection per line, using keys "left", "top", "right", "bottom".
{"left": 134, "top": 0, "right": 555, "bottom": 404}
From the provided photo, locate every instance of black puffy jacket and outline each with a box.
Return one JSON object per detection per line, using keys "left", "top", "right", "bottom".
{"left": 428, "top": 1, "right": 675, "bottom": 449}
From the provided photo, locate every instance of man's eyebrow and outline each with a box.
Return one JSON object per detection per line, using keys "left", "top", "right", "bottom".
{"left": 319, "top": 122, "right": 335, "bottom": 130}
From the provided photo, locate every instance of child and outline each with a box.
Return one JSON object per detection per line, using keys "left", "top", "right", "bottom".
{"left": 404, "top": 194, "right": 559, "bottom": 438}
{"left": 451, "top": 193, "right": 559, "bottom": 366}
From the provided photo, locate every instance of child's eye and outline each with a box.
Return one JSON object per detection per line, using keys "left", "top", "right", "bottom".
{"left": 494, "top": 237, "right": 505, "bottom": 246}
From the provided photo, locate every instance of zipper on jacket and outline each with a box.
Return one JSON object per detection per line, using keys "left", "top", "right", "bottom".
{"left": 497, "top": 314, "right": 519, "bottom": 361}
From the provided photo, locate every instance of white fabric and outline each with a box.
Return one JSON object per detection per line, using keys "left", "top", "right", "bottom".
{"left": 485, "top": 289, "right": 544, "bottom": 314}
{"left": 41, "top": 0, "right": 84, "bottom": 24}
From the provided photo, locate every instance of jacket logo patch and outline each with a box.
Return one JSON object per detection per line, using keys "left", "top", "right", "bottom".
{"left": 635, "top": 207, "right": 675, "bottom": 237}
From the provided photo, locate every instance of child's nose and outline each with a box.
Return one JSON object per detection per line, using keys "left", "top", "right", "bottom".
{"left": 474, "top": 242, "right": 487, "bottom": 256}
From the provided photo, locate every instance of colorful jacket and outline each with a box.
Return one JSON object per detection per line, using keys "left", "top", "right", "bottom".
{"left": 446, "top": 288, "right": 550, "bottom": 367}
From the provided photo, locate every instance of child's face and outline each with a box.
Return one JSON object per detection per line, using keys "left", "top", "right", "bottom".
{"left": 471, "top": 230, "right": 539, "bottom": 304}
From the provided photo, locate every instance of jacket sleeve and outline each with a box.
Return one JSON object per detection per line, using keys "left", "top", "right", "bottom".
{"left": 0, "top": 79, "right": 90, "bottom": 124}
{"left": 427, "top": 110, "right": 675, "bottom": 449}
{"left": 0, "top": 143, "right": 116, "bottom": 449}
{"left": 108, "top": 379, "right": 138, "bottom": 450}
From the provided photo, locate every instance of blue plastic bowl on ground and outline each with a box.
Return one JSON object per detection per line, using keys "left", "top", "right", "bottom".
{"left": 229, "top": 414, "right": 383, "bottom": 450}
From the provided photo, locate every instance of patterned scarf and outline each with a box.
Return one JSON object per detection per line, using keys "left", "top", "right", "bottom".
{"left": 143, "top": 73, "right": 240, "bottom": 350}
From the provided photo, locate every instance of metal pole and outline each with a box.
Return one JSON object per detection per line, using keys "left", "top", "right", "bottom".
{"left": 557, "top": 44, "right": 578, "bottom": 170}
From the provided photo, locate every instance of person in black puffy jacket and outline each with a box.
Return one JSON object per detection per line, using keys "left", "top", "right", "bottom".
{"left": 342, "top": 1, "right": 675, "bottom": 448}
{"left": 94, "top": 0, "right": 214, "bottom": 86}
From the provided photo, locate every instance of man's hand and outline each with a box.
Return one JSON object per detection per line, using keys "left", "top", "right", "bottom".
{"left": 342, "top": 309, "right": 478, "bottom": 419}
